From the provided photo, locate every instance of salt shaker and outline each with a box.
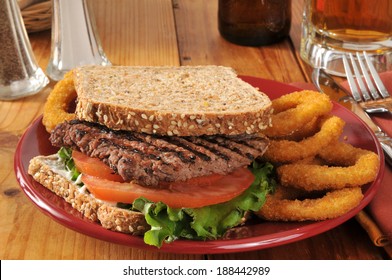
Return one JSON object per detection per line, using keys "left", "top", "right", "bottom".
{"left": 218, "top": 0, "right": 291, "bottom": 46}
{"left": 0, "top": 0, "right": 49, "bottom": 100}
{"left": 46, "top": 0, "right": 111, "bottom": 81}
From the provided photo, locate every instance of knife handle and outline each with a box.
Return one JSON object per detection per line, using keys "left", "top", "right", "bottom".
{"left": 351, "top": 101, "right": 392, "bottom": 166}
{"left": 350, "top": 101, "right": 380, "bottom": 132}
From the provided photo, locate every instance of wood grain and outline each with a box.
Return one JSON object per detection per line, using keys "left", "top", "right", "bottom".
{"left": 208, "top": 219, "right": 384, "bottom": 260}
{"left": 0, "top": 0, "right": 389, "bottom": 260}
{"left": 174, "top": 0, "right": 304, "bottom": 83}
{"left": 90, "top": 0, "right": 180, "bottom": 66}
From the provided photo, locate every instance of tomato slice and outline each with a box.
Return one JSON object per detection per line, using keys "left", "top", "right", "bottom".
{"left": 81, "top": 168, "right": 255, "bottom": 209}
{"left": 72, "top": 150, "right": 124, "bottom": 182}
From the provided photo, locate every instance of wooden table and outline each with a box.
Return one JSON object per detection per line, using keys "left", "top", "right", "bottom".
{"left": 1, "top": 0, "right": 389, "bottom": 260}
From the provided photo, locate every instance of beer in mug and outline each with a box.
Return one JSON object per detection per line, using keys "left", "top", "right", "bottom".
{"left": 300, "top": 0, "right": 392, "bottom": 76}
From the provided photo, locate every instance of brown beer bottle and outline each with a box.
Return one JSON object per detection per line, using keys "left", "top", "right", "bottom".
{"left": 218, "top": 0, "right": 291, "bottom": 46}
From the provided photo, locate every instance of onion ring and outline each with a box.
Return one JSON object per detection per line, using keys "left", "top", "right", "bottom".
{"left": 278, "top": 116, "right": 319, "bottom": 141}
{"left": 277, "top": 141, "right": 380, "bottom": 191}
{"left": 42, "top": 71, "right": 77, "bottom": 132}
{"left": 257, "top": 185, "right": 363, "bottom": 221}
{"left": 262, "top": 115, "right": 345, "bottom": 163}
{"left": 264, "top": 90, "right": 333, "bottom": 138}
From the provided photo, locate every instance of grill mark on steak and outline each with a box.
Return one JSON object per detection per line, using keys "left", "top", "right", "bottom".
{"left": 158, "top": 136, "right": 212, "bottom": 162}
{"left": 50, "top": 120, "right": 269, "bottom": 186}
{"left": 131, "top": 133, "right": 198, "bottom": 164}
{"left": 186, "top": 137, "right": 231, "bottom": 161}
{"left": 202, "top": 135, "right": 263, "bottom": 161}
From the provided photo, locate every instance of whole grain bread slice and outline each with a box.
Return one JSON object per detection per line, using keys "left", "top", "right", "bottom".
{"left": 28, "top": 155, "right": 149, "bottom": 235}
{"left": 73, "top": 65, "right": 272, "bottom": 136}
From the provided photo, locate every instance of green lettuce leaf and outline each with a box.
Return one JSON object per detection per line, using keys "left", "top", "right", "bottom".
{"left": 57, "top": 147, "right": 81, "bottom": 181}
{"left": 132, "top": 161, "right": 276, "bottom": 248}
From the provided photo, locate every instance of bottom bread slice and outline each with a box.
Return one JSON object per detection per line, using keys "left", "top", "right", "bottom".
{"left": 28, "top": 155, "right": 149, "bottom": 236}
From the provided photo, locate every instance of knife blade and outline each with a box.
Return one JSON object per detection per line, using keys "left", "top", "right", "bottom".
{"left": 312, "top": 68, "right": 392, "bottom": 166}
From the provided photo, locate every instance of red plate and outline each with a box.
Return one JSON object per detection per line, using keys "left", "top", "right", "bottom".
{"left": 14, "top": 76, "right": 385, "bottom": 254}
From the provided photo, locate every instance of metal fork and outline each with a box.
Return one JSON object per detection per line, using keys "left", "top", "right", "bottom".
{"left": 342, "top": 54, "right": 392, "bottom": 165}
{"left": 343, "top": 51, "right": 392, "bottom": 113}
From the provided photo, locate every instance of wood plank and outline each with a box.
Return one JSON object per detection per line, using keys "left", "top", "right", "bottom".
{"left": 174, "top": 0, "right": 305, "bottom": 83}
{"left": 1, "top": 0, "right": 388, "bottom": 260}
{"left": 90, "top": 0, "right": 180, "bottom": 66}
{"left": 2, "top": 209, "right": 202, "bottom": 259}
{"left": 208, "top": 219, "right": 385, "bottom": 259}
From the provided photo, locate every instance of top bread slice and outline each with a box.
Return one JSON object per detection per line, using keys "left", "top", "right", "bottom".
{"left": 73, "top": 65, "right": 272, "bottom": 136}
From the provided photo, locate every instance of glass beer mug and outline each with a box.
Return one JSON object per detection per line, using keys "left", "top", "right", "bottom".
{"left": 300, "top": 0, "right": 392, "bottom": 76}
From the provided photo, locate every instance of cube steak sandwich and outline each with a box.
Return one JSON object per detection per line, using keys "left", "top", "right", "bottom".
{"left": 28, "top": 65, "right": 275, "bottom": 247}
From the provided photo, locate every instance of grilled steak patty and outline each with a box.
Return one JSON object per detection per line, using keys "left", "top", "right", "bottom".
{"left": 50, "top": 120, "right": 269, "bottom": 186}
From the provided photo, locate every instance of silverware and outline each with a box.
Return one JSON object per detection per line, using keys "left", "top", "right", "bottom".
{"left": 343, "top": 52, "right": 392, "bottom": 114}
{"left": 313, "top": 68, "right": 392, "bottom": 166}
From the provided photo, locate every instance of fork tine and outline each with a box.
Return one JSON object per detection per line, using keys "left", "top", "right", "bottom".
{"left": 342, "top": 54, "right": 363, "bottom": 102}
{"left": 350, "top": 53, "right": 372, "bottom": 101}
{"left": 356, "top": 52, "right": 380, "bottom": 100}
{"left": 363, "top": 51, "right": 391, "bottom": 99}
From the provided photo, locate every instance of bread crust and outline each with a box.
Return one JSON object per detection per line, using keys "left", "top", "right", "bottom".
{"left": 73, "top": 65, "right": 272, "bottom": 136}
{"left": 28, "top": 155, "right": 149, "bottom": 236}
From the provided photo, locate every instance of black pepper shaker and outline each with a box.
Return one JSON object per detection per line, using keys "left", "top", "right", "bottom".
{"left": 0, "top": 0, "right": 48, "bottom": 100}
{"left": 218, "top": 0, "right": 291, "bottom": 46}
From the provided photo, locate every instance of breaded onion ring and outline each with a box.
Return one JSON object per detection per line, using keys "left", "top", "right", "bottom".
{"left": 257, "top": 185, "right": 363, "bottom": 221}
{"left": 277, "top": 142, "right": 379, "bottom": 191}
{"left": 42, "top": 71, "right": 77, "bottom": 132}
{"left": 279, "top": 116, "right": 319, "bottom": 141}
{"left": 264, "top": 90, "right": 333, "bottom": 138}
{"left": 263, "top": 116, "right": 345, "bottom": 163}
